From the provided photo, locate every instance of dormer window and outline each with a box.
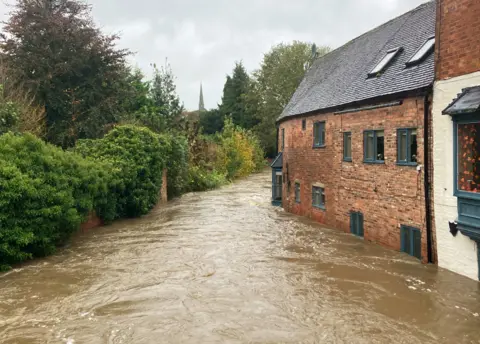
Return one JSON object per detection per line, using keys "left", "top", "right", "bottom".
{"left": 368, "top": 47, "right": 402, "bottom": 77}
{"left": 406, "top": 36, "right": 435, "bottom": 66}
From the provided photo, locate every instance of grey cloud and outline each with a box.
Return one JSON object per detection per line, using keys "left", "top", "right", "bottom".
{"left": 0, "top": 0, "right": 429, "bottom": 110}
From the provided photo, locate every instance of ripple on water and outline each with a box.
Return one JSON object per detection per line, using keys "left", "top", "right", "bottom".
{"left": 0, "top": 172, "right": 480, "bottom": 343}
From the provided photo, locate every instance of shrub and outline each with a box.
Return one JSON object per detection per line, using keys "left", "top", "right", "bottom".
{"left": 215, "top": 118, "right": 265, "bottom": 179}
{"left": 162, "top": 134, "right": 189, "bottom": 198}
{"left": 0, "top": 133, "right": 109, "bottom": 270}
{"left": 187, "top": 166, "right": 227, "bottom": 192}
{"left": 75, "top": 125, "right": 167, "bottom": 218}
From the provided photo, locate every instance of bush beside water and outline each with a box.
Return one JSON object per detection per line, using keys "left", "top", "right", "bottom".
{"left": 0, "top": 121, "right": 265, "bottom": 270}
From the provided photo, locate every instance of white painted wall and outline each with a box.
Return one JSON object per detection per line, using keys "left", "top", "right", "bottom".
{"left": 432, "top": 71, "right": 480, "bottom": 281}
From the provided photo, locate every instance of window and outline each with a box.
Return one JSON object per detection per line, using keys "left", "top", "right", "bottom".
{"left": 406, "top": 37, "right": 435, "bottom": 66}
{"left": 350, "top": 212, "right": 364, "bottom": 237}
{"left": 368, "top": 48, "right": 401, "bottom": 77}
{"left": 312, "top": 186, "right": 325, "bottom": 209}
{"left": 401, "top": 225, "right": 421, "bottom": 260}
{"left": 294, "top": 182, "right": 299, "bottom": 202}
{"left": 343, "top": 132, "right": 352, "bottom": 161}
{"left": 281, "top": 128, "right": 285, "bottom": 151}
{"left": 302, "top": 119, "right": 306, "bottom": 131}
{"left": 313, "top": 121, "right": 326, "bottom": 147}
{"left": 364, "top": 130, "right": 384, "bottom": 163}
{"left": 273, "top": 172, "right": 282, "bottom": 202}
{"left": 397, "top": 129, "right": 418, "bottom": 165}
{"left": 457, "top": 121, "right": 480, "bottom": 194}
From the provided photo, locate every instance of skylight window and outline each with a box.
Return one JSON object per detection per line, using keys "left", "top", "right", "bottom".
{"left": 406, "top": 37, "right": 435, "bottom": 66}
{"left": 368, "top": 48, "right": 401, "bottom": 77}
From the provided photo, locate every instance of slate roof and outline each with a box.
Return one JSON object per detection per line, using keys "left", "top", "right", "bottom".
{"left": 270, "top": 152, "right": 283, "bottom": 168}
{"left": 443, "top": 86, "right": 480, "bottom": 116}
{"left": 279, "top": 1, "right": 436, "bottom": 122}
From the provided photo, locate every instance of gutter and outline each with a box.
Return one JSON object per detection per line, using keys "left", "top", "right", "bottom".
{"left": 424, "top": 93, "right": 434, "bottom": 263}
{"left": 276, "top": 86, "right": 433, "bottom": 124}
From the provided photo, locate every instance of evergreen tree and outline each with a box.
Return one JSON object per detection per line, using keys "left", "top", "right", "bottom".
{"left": 199, "top": 108, "right": 224, "bottom": 135}
{"left": 150, "top": 61, "right": 184, "bottom": 131}
{"left": 219, "top": 62, "right": 257, "bottom": 130}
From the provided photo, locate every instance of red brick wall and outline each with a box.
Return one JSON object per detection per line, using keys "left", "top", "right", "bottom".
{"left": 279, "top": 96, "right": 430, "bottom": 262}
{"left": 160, "top": 169, "right": 168, "bottom": 203}
{"left": 80, "top": 212, "right": 103, "bottom": 232}
{"left": 435, "top": 0, "right": 480, "bottom": 80}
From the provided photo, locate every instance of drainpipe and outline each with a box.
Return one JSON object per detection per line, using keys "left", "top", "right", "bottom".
{"left": 424, "top": 94, "right": 434, "bottom": 263}
{"left": 275, "top": 124, "right": 279, "bottom": 156}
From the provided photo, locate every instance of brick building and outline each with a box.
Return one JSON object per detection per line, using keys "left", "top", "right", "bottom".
{"left": 272, "top": 1, "right": 437, "bottom": 263}
{"left": 433, "top": 0, "right": 480, "bottom": 281}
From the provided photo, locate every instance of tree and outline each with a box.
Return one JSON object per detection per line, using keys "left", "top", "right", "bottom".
{"left": 199, "top": 108, "right": 224, "bottom": 135}
{"left": 150, "top": 61, "right": 184, "bottom": 131}
{"left": 247, "top": 41, "right": 330, "bottom": 156}
{"left": 120, "top": 67, "right": 152, "bottom": 116}
{"left": 1, "top": 0, "right": 130, "bottom": 147}
{"left": 219, "top": 62, "right": 257, "bottom": 130}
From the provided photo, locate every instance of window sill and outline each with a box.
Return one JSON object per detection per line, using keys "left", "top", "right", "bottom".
{"left": 343, "top": 158, "right": 352, "bottom": 162}
{"left": 396, "top": 162, "right": 417, "bottom": 167}
{"left": 363, "top": 160, "right": 385, "bottom": 164}
{"left": 313, "top": 145, "right": 326, "bottom": 149}
{"left": 313, "top": 205, "right": 326, "bottom": 211}
{"left": 455, "top": 190, "right": 480, "bottom": 201}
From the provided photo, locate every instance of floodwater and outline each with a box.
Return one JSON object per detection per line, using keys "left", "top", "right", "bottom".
{"left": 1, "top": 172, "right": 480, "bottom": 344}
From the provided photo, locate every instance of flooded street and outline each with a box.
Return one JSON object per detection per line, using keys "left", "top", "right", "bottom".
{"left": 1, "top": 171, "right": 480, "bottom": 344}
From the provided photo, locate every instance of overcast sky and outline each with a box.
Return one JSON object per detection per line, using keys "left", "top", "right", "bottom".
{"left": 0, "top": 0, "right": 428, "bottom": 111}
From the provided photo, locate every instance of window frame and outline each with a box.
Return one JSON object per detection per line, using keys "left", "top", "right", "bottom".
{"left": 368, "top": 47, "right": 402, "bottom": 77}
{"left": 343, "top": 131, "right": 352, "bottom": 162}
{"left": 397, "top": 128, "right": 418, "bottom": 166}
{"left": 453, "top": 115, "right": 480, "bottom": 201}
{"left": 313, "top": 121, "right": 326, "bottom": 148}
{"left": 281, "top": 128, "right": 285, "bottom": 151}
{"left": 295, "top": 182, "right": 301, "bottom": 203}
{"left": 406, "top": 36, "right": 435, "bottom": 67}
{"left": 350, "top": 211, "right": 364, "bottom": 237}
{"left": 302, "top": 119, "right": 306, "bottom": 131}
{"left": 363, "top": 130, "right": 385, "bottom": 164}
{"left": 400, "top": 225, "right": 422, "bottom": 260}
{"left": 312, "top": 186, "right": 326, "bottom": 210}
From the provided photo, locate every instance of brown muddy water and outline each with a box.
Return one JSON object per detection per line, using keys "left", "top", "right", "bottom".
{"left": 1, "top": 171, "right": 480, "bottom": 344}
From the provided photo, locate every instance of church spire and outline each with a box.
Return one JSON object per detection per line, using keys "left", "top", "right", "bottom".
{"left": 199, "top": 83, "right": 205, "bottom": 112}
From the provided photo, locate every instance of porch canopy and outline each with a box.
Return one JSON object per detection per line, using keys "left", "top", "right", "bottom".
{"left": 443, "top": 86, "right": 480, "bottom": 116}
{"left": 270, "top": 152, "right": 283, "bottom": 168}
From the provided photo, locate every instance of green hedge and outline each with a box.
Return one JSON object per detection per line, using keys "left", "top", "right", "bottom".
{"left": 0, "top": 125, "right": 184, "bottom": 270}
{"left": 0, "top": 133, "right": 110, "bottom": 270}
{"left": 0, "top": 122, "right": 263, "bottom": 270}
{"left": 75, "top": 125, "right": 167, "bottom": 219}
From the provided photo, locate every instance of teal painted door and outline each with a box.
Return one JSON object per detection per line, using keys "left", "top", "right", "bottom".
{"left": 350, "top": 212, "right": 364, "bottom": 237}
{"left": 401, "top": 226, "right": 421, "bottom": 260}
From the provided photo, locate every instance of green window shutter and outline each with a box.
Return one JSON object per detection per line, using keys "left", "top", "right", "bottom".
{"left": 404, "top": 227, "right": 411, "bottom": 255}
{"left": 350, "top": 212, "right": 355, "bottom": 235}
{"left": 358, "top": 213, "right": 364, "bottom": 237}
{"left": 413, "top": 229, "right": 421, "bottom": 260}
{"left": 350, "top": 212, "right": 364, "bottom": 237}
